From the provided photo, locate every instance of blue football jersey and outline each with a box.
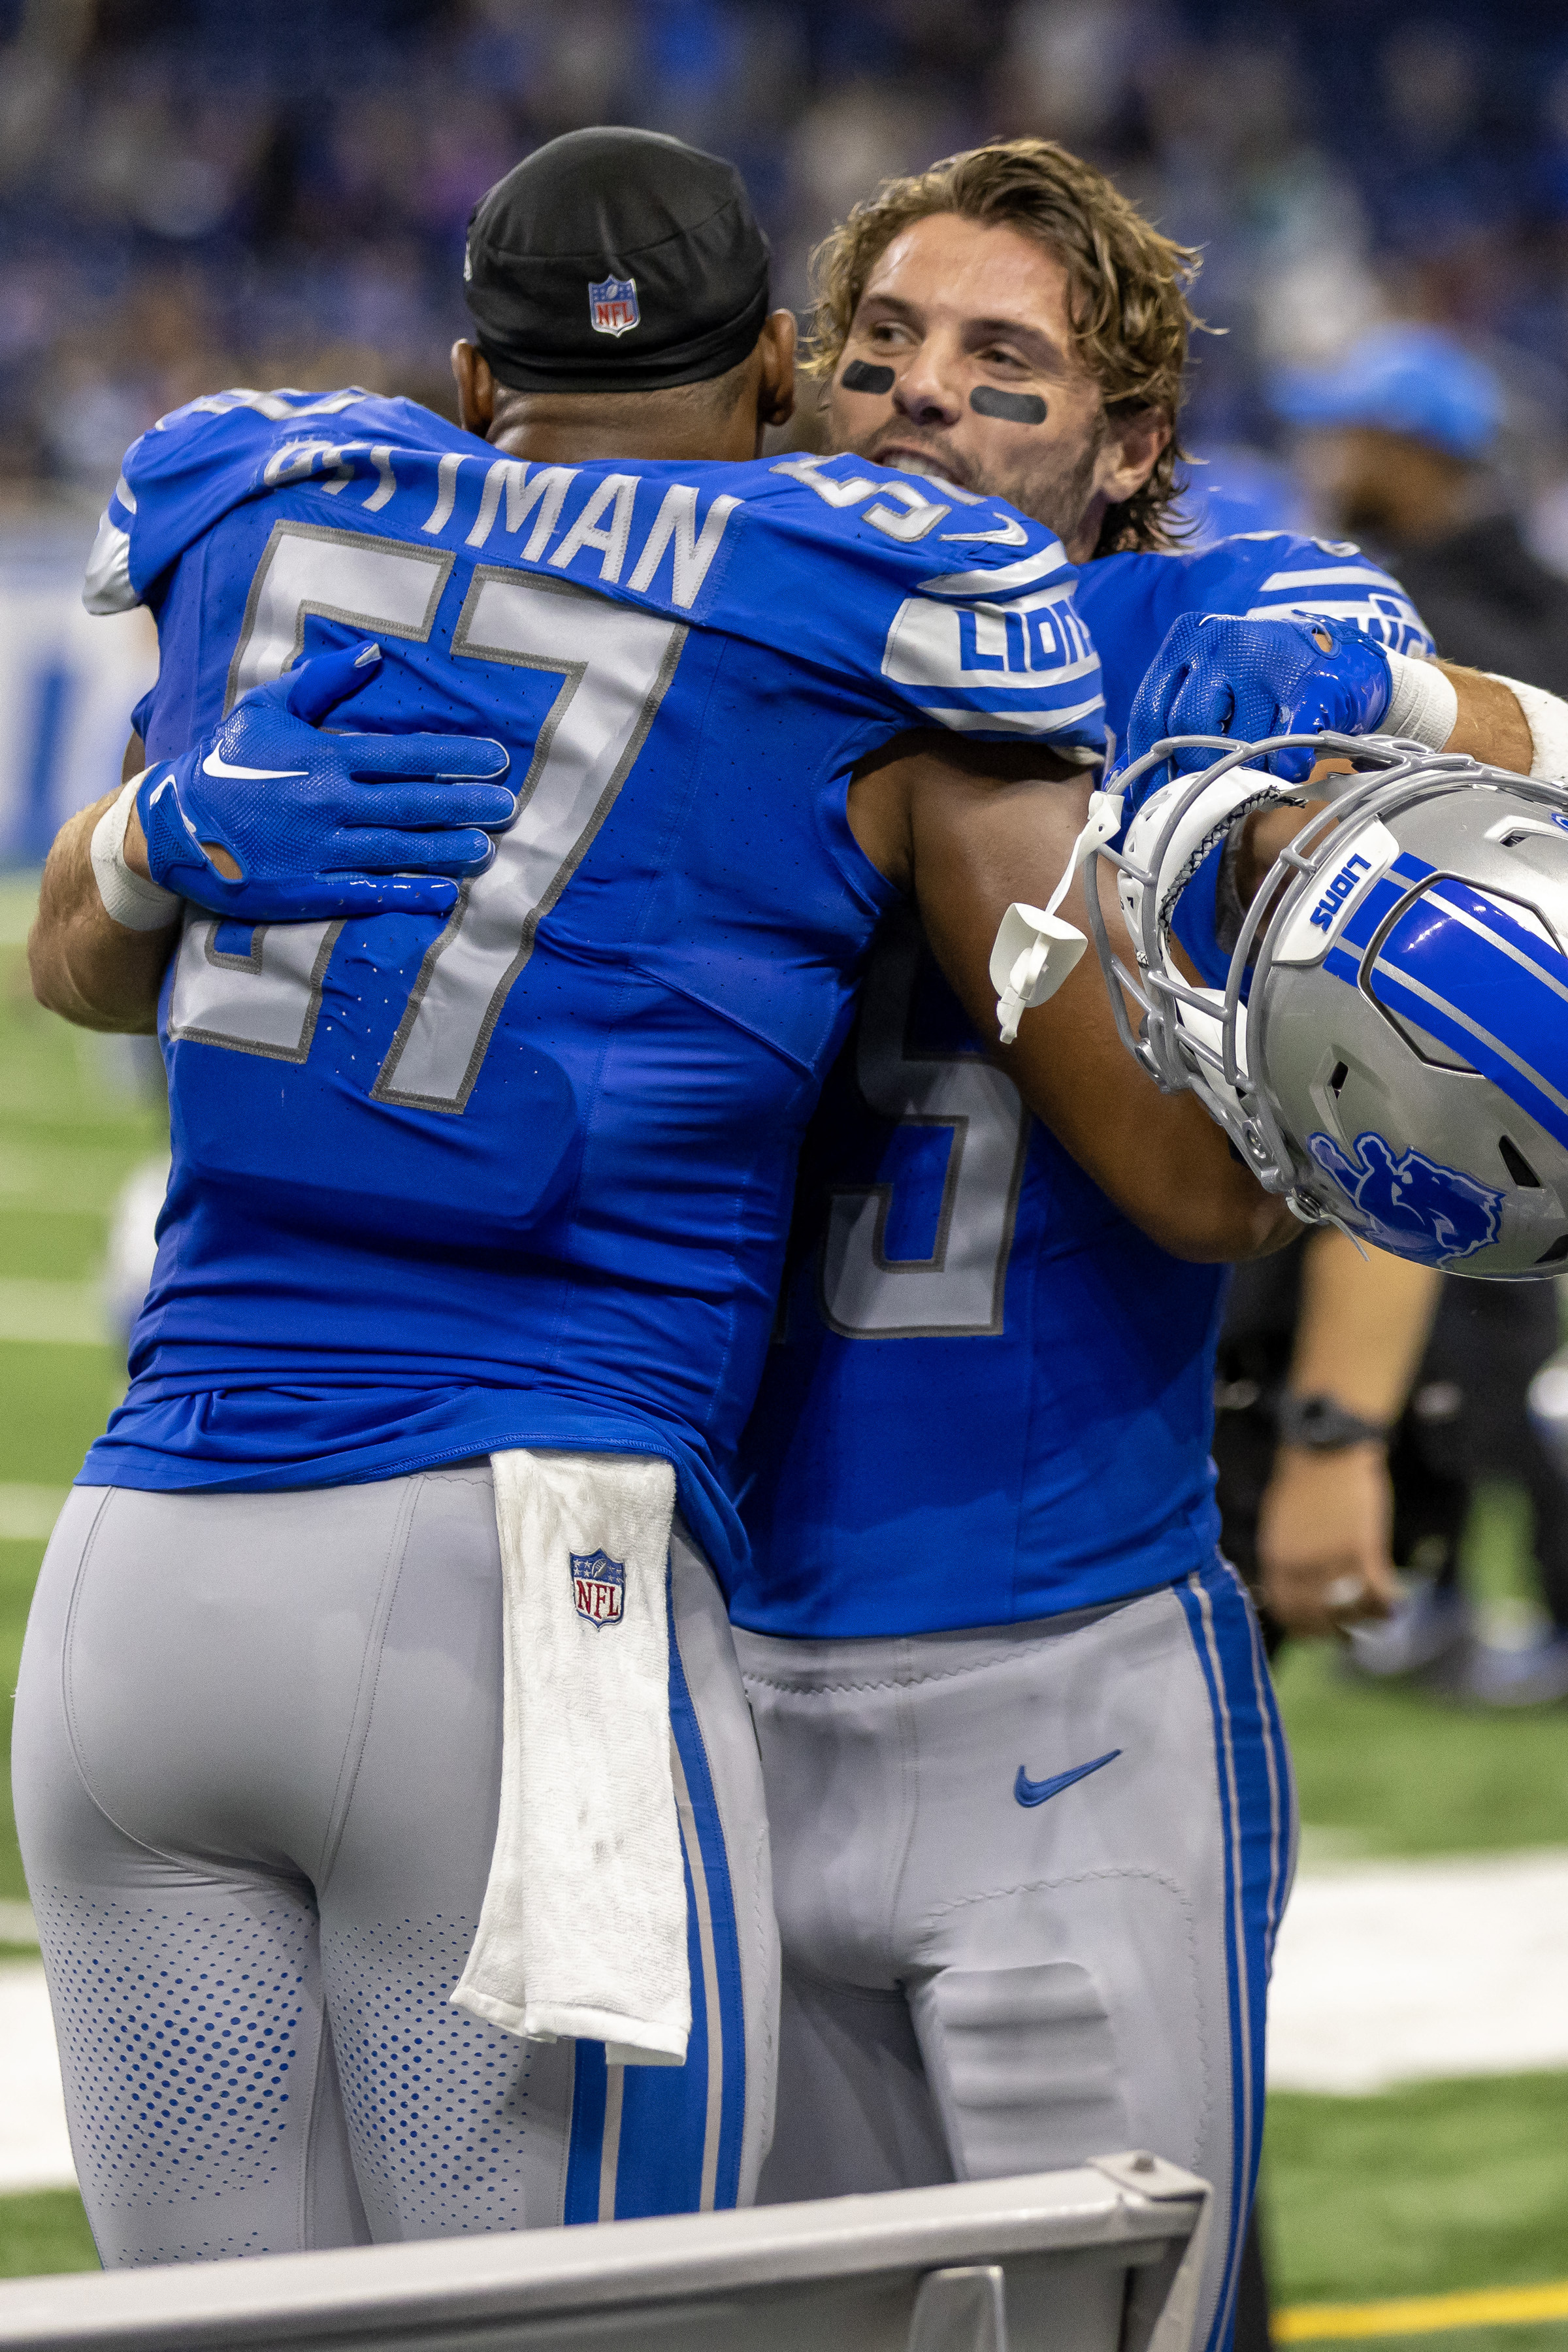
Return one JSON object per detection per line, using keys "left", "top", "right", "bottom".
{"left": 75, "top": 390, "right": 1103, "bottom": 1592}
{"left": 730, "top": 532, "right": 1431, "bottom": 1636}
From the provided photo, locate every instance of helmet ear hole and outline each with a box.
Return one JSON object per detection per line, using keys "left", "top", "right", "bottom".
{"left": 1536, "top": 1233, "right": 1568, "bottom": 1266}
{"left": 1500, "top": 1135, "right": 1544, "bottom": 1189}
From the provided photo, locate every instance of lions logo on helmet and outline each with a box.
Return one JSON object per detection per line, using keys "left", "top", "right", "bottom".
{"left": 1307, "top": 1132, "right": 1503, "bottom": 1265}
{"left": 1061, "top": 729, "right": 1568, "bottom": 1278}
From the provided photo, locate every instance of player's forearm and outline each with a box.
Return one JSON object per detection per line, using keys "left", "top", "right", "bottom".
{"left": 998, "top": 872, "right": 1294, "bottom": 1262}
{"left": 1256, "top": 1225, "right": 1435, "bottom": 1636}
{"left": 911, "top": 766, "right": 1295, "bottom": 1262}
{"left": 1021, "top": 1046, "right": 1292, "bottom": 1262}
{"left": 1286, "top": 1226, "right": 1441, "bottom": 1425}
{"left": 1436, "top": 661, "right": 1533, "bottom": 772}
{"left": 28, "top": 794, "right": 176, "bottom": 1034}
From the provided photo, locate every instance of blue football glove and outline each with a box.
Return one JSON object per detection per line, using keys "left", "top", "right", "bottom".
{"left": 135, "top": 641, "right": 515, "bottom": 923}
{"left": 1120, "top": 612, "right": 1393, "bottom": 793}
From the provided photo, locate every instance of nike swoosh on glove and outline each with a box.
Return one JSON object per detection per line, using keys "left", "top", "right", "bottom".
{"left": 135, "top": 641, "right": 515, "bottom": 922}
{"left": 1120, "top": 611, "right": 1393, "bottom": 796}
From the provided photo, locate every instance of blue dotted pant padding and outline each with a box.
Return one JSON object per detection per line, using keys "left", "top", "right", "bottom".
{"left": 28, "top": 1884, "right": 355, "bottom": 2265}
{"left": 12, "top": 1469, "right": 776, "bottom": 2266}
{"left": 323, "top": 1914, "right": 560, "bottom": 2240}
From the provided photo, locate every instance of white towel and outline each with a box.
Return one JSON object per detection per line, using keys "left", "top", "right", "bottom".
{"left": 450, "top": 1448, "right": 690, "bottom": 2066}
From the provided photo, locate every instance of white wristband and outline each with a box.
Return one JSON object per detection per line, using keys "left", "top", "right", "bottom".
{"left": 90, "top": 774, "right": 182, "bottom": 932}
{"left": 1484, "top": 674, "right": 1568, "bottom": 783}
{"left": 1376, "top": 651, "right": 1459, "bottom": 751}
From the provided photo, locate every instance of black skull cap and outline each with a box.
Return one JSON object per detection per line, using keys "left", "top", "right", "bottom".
{"left": 465, "top": 127, "right": 771, "bottom": 394}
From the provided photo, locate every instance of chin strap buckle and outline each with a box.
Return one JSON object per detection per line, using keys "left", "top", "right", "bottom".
{"left": 990, "top": 787, "right": 1123, "bottom": 1045}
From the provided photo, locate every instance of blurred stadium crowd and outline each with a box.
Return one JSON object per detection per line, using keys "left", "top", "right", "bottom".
{"left": 7, "top": 0, "right": 1568, "bottom": 530}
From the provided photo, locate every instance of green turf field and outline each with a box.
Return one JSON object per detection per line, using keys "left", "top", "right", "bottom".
{"left": 0, "top": 2193, "right": 97, "bottom": 2281}
{"left": 3, "top": 871, "right": 1568, "bottom": 2320}
{"left": 0, "top": 877, "right": 164, "bottom": 1922}
{"left": 1271, "top": 1607, "right": 1568, "bottom": 1865}
{"left": 1267, "top": 2075, "right": 1568, "bottom": 2304}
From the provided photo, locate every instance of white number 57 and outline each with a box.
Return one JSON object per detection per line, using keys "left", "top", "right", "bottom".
{"left": 169, "top": 521, "right": 684, "bottom": 1111}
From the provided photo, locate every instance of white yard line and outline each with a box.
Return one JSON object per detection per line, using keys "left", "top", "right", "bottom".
{"left": 0, "top": 878, "right": 39, "bottom": 952}
{"left": 0, "top": 1487, "right": 67, "bottom": 1543}
{"left": 1269, "top": 1847, "right": 1568, "bottom": 2093}
{"left": 0, "top": 1965, "right": 74, "bottom": 2193}
{"left": 0, "top": 1282, "right": 106, "bottom": 1347}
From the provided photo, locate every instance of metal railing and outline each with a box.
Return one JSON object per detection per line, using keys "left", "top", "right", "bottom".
{"left": 0, "top": 2151, "right": 1210, "bottom": 2352}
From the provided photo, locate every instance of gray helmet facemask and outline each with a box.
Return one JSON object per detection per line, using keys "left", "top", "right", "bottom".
{"left": 1077, "top": 732, "right": 1568, "bottom": 1279}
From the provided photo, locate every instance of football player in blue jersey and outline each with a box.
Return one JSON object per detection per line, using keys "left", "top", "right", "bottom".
{"left": 17, "top": 129, "right": 1291, "bottom": 2267}
{"left": 729, "top": 139, "right": 1564, "bottom": 2352}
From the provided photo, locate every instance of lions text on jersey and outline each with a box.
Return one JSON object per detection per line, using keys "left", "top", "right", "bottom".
{"left": 731, "top": 531, "right": 1433, "bottom": 1637}
{"left": 77, "top": 391, "right": 1104, "bottom": 1590}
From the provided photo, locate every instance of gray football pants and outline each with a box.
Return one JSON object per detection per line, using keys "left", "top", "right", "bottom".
{"left": 12, "top": 1468, "right": 776, "bottom": 2266}
{"left": 733, "top": 1560, "right": 1295, "bottom": 2352}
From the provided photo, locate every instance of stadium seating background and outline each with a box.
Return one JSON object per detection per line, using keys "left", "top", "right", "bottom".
{"left": 5, "top": 0, "right": 1568, "bottom": 516}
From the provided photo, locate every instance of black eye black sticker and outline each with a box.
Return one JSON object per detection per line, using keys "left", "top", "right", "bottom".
{"left": 841, "top": 360, "right": 896, "bottom": 395}
{"left": 970, "top": 387, "right": 1047, "bottom": 424}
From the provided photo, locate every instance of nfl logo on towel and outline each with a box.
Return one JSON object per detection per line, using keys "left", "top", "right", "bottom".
{"left": 588, "top": 276, "right": 639, "bottom": 336}
{"left": 571, "top": 1550, "right": 627, "bottom": 1627}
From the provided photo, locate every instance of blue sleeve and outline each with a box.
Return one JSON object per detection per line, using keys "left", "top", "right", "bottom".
{"left": 1222, "top": 532, "right": 1433, "bottom": 653}
{"left": 80, "top": 385, "right": 439, "bottom": 616}
{"left": 751, "top": 454, "right": 1105, "bottom": 760}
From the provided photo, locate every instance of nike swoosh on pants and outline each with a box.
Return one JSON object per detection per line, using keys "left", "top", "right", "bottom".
{"left": 1013, "top": 1747, "right": 1122, "bottom": 1808}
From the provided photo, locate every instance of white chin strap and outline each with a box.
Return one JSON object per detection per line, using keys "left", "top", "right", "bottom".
{"left": 990, "top": 788, "right": 1125, "bottom": 1045}
{"left": 988, "top": 757, "right": 1297, "bottom": 1047}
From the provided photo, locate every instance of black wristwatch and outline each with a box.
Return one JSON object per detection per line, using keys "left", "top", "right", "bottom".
{"left": 1275, "top": 1392, "right": 1388, "bottom": 1452}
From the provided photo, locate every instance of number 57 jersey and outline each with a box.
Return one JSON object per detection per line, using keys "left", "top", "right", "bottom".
{"left": 77, "top": 389, "right": 1105, "bottom": 1590}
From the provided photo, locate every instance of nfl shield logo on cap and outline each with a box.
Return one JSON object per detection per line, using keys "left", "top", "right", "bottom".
{"left": 571, "top": 1549, "right": 627, "bottom": 1627}
{"left": 588, "top": 275, "right": 639, "bottom": 336}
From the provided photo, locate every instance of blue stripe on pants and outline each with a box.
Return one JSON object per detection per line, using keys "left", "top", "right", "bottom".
{"left": 1177, "top": 1558, "right": 1296, "bottom": 2352}
{"left": 563, "top": 1564, "right": 748, "bottom": 2223}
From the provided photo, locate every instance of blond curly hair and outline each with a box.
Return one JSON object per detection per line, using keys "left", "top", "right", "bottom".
{"left": 806, "top": 138, "right": 1204, "bottom": 556}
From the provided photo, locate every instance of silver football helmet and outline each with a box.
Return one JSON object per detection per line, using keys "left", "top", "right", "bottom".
{"left": 1080, "top": 732, "right": 1568, "bottom": 1277}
